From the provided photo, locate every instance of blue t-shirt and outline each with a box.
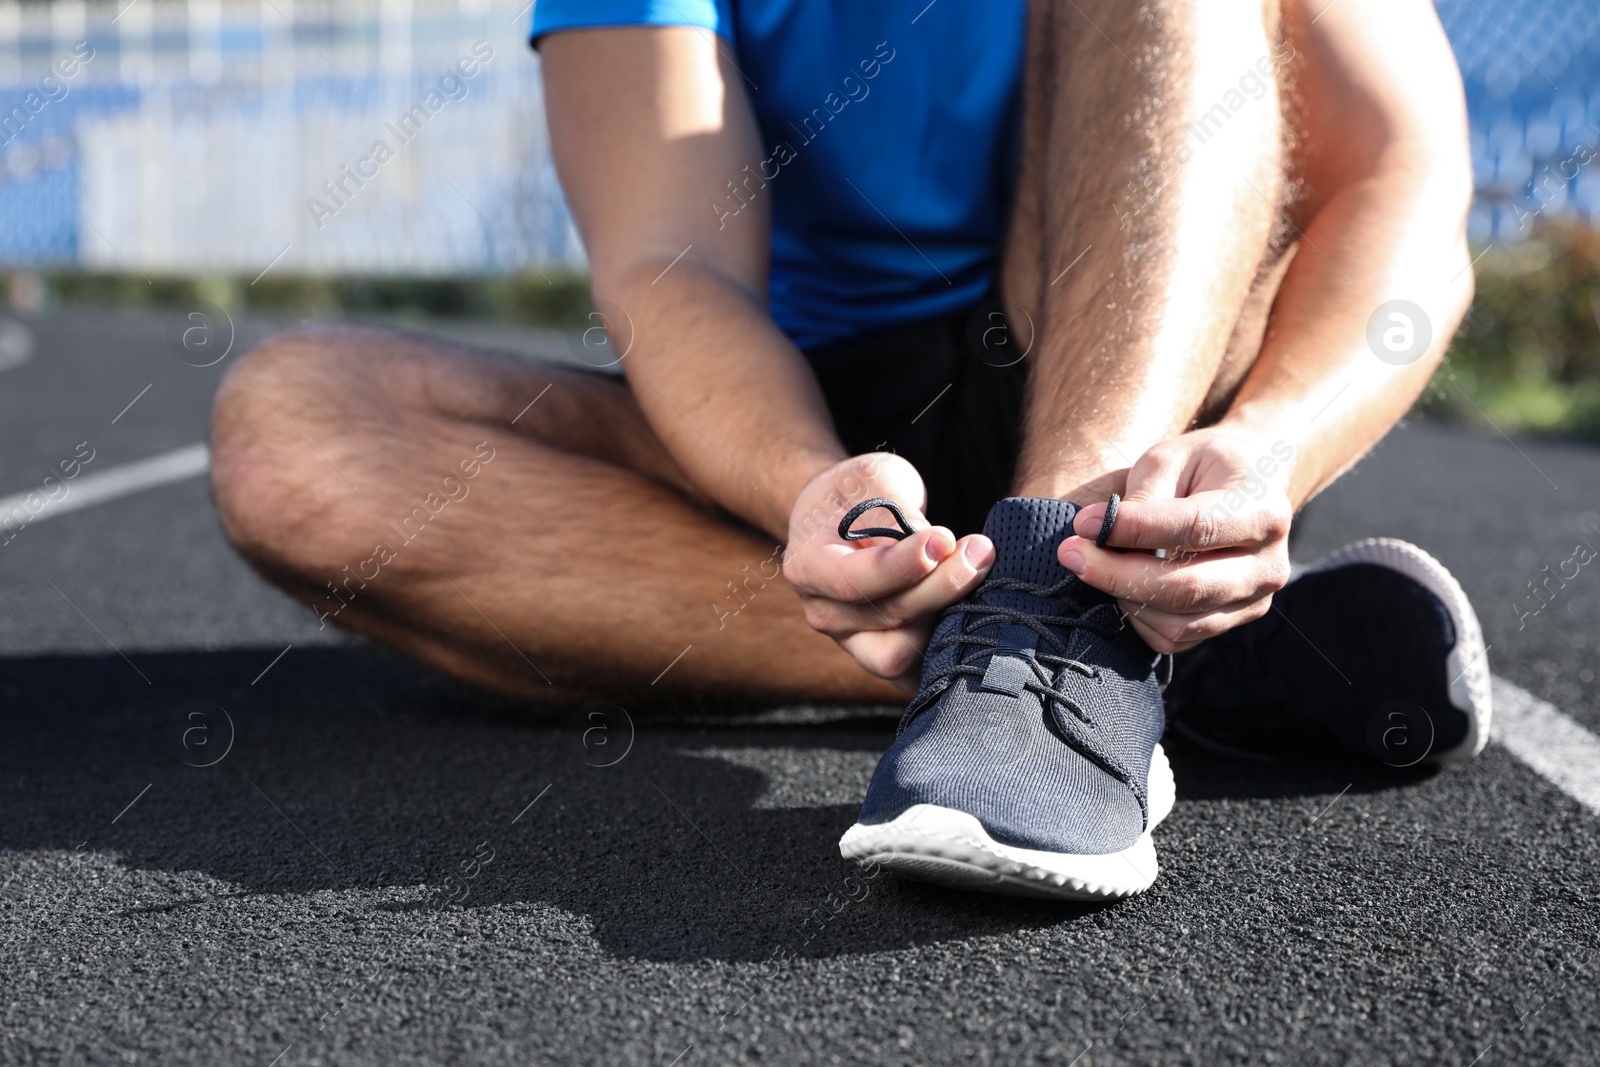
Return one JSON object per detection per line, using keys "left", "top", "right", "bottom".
{"left": 530, "top": 0, "right": 1026, "bottom": 350}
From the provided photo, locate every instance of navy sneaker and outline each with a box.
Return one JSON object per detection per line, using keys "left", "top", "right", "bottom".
{"left": 1166, "top": 538, "right": 1491, "bottom": 767}
{"left": 839, "top": 497, "right": 1173, "bottom": 901}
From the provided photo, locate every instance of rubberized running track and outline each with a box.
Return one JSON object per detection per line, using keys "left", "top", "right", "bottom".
{"left": 1, "top": 309, "right": 1597, "bottom": 1065}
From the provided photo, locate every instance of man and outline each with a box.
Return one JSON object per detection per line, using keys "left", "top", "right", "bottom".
{"left": 209, "top": 0, "right": 1489, "bottom": 900}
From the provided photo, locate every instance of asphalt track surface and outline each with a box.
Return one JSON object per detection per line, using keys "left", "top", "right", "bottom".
{"left": 1, "top": 308, "right": 1598, "bottom": 1066}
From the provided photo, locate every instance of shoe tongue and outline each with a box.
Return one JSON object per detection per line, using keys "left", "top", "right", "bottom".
{"left": 978, "top": 497, "right": 1084, "bottom": 618}
{"left": 982, "top": 497, "right": 1080, "bottom": 586}
{"left": 921, "top": 497, "right": 1093, "bottom": 682}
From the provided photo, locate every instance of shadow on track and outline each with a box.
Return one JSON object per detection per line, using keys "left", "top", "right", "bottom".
{"left": 0, "top": 645, "right": 1441, "bottom": 965}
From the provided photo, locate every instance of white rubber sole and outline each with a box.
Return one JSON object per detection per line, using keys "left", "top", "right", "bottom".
{"left": 1299, "top": 537, "right": 1491, "bottom": 763}
{"left": 838, "top": 744, "right": 1175, "bottom": 902}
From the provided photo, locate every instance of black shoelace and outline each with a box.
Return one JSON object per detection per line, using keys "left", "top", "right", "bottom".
{"left": 835, "top": 497, "right": 1137, "bottom": 733}
{"left": 904, "top": 575, "right": 1124, "bottom": 732}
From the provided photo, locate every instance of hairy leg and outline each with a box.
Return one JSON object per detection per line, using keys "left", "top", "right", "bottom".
{"left": 209, "top": 326, "right": 901, "bottom": 704}
{"left": 1003, "top": 0, "right": 1291, "bottom": 496}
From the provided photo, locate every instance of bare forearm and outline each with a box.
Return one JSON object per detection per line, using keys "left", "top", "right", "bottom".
{"left": 1216, "top": 0, "right": 1477, "bottom": 509}
{"left": 609, "top": 261, "right": 846, "bottom": 539}
{"left": 1221, "top": 166, "right": 1473, "bottom": 508}
{"left": 542, "top": 26, "right": 847, "bottom": 540}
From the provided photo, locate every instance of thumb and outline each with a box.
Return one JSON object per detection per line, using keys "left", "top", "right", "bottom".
{"left": 853, "top": 451, "right": 930, "bottom": 520}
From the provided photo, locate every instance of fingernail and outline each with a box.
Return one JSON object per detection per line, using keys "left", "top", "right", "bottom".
{"left": 1073, "top": 506, "right": 1102, "bottom": 538}
{"left": 1061, "top": 549, "right": 1087, "bottom": 576}
{"left": 924, "top": 534, "right": 954, "bottom": 564}
{"left": 963, "top": 538, "right": 995, "bottom": 569}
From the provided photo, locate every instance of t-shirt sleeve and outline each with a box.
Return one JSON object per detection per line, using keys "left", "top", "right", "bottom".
{"left": 529, "top": 0, "right": 735, "bottom": 47}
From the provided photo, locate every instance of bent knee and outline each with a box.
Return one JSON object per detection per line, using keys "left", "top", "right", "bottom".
{"left": 212, "top": 325, "right": 376, "bottom": 431}
{"left": 214, "top": 327, "right": 341, "bottom": 445}
{"left": 209, "top": 328, "right": 372, "bottom": 573}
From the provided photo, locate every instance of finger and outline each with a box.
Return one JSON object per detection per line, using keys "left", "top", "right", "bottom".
{"left": 837, "top": 619, "right": 933, "bottom": 682}
{"left": 1072, "top": 490, "right": 1291, "bottom": 553}
{"left": 1124, "top": 447, "right": 1190, "bottom": 501}
{"left": 851, "top": 452, "right": 932, "bottom": 517}
{"left": 1059, "top": 536, "right": 1290, "bottom": 615}
{"left": 797, "top": 525, "right": 958, "bottom": 602}
{"left": 788, "top": 458, "right": 929, "bottom": 553}
{"left": 1119, "top": 594, "right": 1275, "bottom": 655}
{"left": 1069, "top": 450, "right": 1184, "bottom": 542}
{"left": 803, "top": 534, "right": 995, "bottom": 634}
{"left": 1064, "top": 471, "right": 1132, "bottom": 545}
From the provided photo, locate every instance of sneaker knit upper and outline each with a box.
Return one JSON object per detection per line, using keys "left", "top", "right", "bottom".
{"left": 856, "top": 497, "right": 1167, "bottom": 855}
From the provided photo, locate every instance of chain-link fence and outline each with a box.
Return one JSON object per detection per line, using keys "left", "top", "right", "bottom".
{"left": 0, "top": 0, "right": 580, "bottom": 274}
{"left": 3, "top": 0, "right": 1600, "bottom": 272}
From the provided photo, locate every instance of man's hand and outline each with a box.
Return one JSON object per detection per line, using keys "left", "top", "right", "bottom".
{"left": 1057, "top": 428, "right": 1295, "bottom": 655}
{"left": 784, "top": 453, "right": 996, "bottom": 688}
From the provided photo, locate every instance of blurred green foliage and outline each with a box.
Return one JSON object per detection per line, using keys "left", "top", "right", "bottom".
{"left": 1430, "top": 222, "right": 1600, "bottom": 438}
{"left": 13, "top": 269, "right": 595, "bottom": 327}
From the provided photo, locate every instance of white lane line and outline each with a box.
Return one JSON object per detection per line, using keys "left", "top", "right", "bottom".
{"left": 0, "top": 318, "right": 33, "bottom": 373}
{"left": 0, "top": 443, "right": 210, "bottom": 526}
{"left": 1491, "top": 676, "right": 1600, "bottom": 816}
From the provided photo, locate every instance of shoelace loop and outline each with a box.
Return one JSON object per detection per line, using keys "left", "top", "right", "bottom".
{"left": 838, "top": 498, "right": 917, "bottom": 542}
{"left": 1095, "top": 493, "right": 1120, "bottom": 549}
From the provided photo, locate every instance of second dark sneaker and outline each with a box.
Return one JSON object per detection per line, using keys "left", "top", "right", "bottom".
{"left": 1166, "top": 538, "right": 1491, "bottom": 767}
{"left": 839, "top": 497, "right": 1172, "bottom": 901}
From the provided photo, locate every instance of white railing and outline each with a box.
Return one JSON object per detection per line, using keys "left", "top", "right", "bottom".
{"left": 0, "top": 0, "right": 583, "bottom": 274}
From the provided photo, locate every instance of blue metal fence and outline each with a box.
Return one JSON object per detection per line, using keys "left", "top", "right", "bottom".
{"left": 0, "top": 0, "right": 576, "bottom": 273}
{"left": 1439, "top": 0, "right": 1600, "bottom": 239}
{"left": 0, "top": 0, "right": 1593, "bottom": 273}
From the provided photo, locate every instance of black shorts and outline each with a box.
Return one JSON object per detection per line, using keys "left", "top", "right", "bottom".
{"left": 806, "top": 294, "right": 1027, "bottom": 537}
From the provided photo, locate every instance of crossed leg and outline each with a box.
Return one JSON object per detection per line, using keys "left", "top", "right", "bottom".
{"left": 209, "top": 328, "right": 896, "bottom": 703}
{"left": 210, "top": 0, "right": 1293, "bottom": 704}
